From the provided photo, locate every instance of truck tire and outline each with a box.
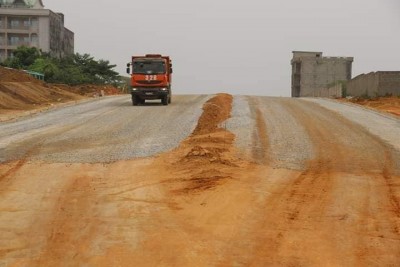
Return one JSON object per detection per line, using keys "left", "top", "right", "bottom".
{"left": 168, "top": 95, "right": 171, "bottom": 104}
{"left": 162, "top": 95, "right": 168, "bottom": 106}
{"left": 132, "top": 96, "right": 139, "bottom": 106}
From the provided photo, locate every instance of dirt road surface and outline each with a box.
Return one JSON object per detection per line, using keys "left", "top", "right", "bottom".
{"left": 0, "top": 94, "right": 399, "bottom": 266}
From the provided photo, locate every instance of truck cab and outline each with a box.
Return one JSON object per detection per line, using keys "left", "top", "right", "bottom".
{"left": 127, "top": 54, "right": 173, "bottom": 106}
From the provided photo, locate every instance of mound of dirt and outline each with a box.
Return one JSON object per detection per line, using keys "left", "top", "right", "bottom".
{"left": 0, "top": 82, "right": 83, "bottom": 110}
{"left": 170, "top": 94, "right": 239, "bottom": 194}
{"left": 0, "top": 67, "right": 41, "bottom": 83}
{"left": 342, "top": 96, "right": 400, "bottom": 117}
{"left": 0, "top": 66, "right": 123, "bottom": 121}
{"left": 191, "top": 93, "right": 233, "bottom": 135}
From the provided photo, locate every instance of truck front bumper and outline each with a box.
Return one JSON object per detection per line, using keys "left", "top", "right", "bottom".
{"left": 131, "top": 88, "right": 169, "bottom": 100}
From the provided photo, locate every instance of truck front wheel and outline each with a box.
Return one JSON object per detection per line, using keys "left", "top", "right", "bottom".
{"left": 162, "top": 95, "right": 168, "bottom": 106}
{"left": 132, "top": 95, "right": 139, "bottom": 106}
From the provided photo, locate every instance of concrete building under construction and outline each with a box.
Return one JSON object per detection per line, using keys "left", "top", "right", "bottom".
{"left": 0, "top": 0, "right": 74, "bottom": 61}
{"left": 291, "top": 51, "right": 353, "bottom": 97}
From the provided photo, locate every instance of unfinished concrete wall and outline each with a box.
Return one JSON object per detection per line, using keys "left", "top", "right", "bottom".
{"left": 379, "top": 72, "right": 400, "bottom": 96}
{"left": 314, "top": 83, "right": 343, "bottom": 98}
{"left": 347, "top": 72, "right": 400, "bottom": 97}
{"left": 347, "top": 73, "right": 378, "bottom": 97}
{"left": 291, "top": 51, "right": 353, "bottom": 97}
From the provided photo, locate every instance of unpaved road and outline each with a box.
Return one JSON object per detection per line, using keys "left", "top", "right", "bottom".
{"left": 0, "top": 94, "right": 399, "bottom": 266}
{"left": 0, "top": 95, "right": 210, "bottom": 162}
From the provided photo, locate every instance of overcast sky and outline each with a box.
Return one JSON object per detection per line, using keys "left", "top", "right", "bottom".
{"left": 43, "top": 0, "right": 400, "bottom": 96}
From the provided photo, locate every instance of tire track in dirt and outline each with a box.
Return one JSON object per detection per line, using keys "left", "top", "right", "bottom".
{"left": 0, "top": 158, "right": 27, "bottom": 182}
{"left": 251, "top": 105, "right": 269, "bottom": 164}
{"left": 15, "top": 93, "right": 241, "bottom": 266}
{"left": 0, "top": 144, "right": 42, "bottom": 186}
{"left": 242, "top": 97, "right": 314, "bottom": 170}
{"left": 84, "top": 93, "right": 265, "bottom": 266}
{"left": 383, "top": 151, "right": 400, "bottom": 218}
{"left": 246, "top": 98, "right": 400, "bottom": 266}
{"left": 2, "top": 95, "right": 399, "bottom": 266}
{"left": 34, "top": 171, "right": 101, "bottom": 266}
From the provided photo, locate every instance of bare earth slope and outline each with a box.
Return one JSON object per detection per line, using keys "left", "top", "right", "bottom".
{"left": 342, "top": 96, "right": 400, "bottom": 117}
{"left": 0, "top": 67, "right": 83, "bottom": 111}
{"left": 0, "top": 95, "right": 399, "bottom": 266}
{"left": 0, "top": 67, "right": 121, "bottom": 122}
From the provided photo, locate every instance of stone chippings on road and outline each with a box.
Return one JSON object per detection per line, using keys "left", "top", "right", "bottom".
{"left": 304, "top": 98, "right": 400, "bottom": 150}
{"left": 2, "top": 95, "right": 400, "bottom": 266}
{"left": 227, "top": 96, "right": 314, "bottom": 170}
{"left": 226, "top": 96, "right": 255, "bottom": 158}
{"left": 0, "top": 95, "right": 212, "bottom": 163}
{"left": 304, "top": 98, "right": 400, "bottom": 172}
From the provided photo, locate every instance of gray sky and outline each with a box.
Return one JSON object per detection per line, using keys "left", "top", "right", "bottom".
{"left": 44, "top": 0, "right": 400, "bottom": 96}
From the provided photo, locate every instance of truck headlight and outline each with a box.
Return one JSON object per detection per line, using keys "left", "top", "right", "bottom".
{"left": 132, "top": 88, "right": 138, "bottom": 91}
{"left": 161, "top": 88, "right": 167, "bottom": 91}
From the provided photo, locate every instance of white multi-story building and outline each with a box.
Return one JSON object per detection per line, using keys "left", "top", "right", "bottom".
{"left": 0, "top": 0, "right": 74, "bottom": 61}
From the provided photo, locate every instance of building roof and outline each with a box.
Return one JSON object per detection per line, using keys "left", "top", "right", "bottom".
{"left": 33, "top": 0, "right": 44, "bottom": 8}
{"left": 0, "top": 0, "right": 44, "bottom": 8}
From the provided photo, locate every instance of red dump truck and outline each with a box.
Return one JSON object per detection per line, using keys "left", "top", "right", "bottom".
{"left": 126, "top": 54, "right": 173, "bottom": 106}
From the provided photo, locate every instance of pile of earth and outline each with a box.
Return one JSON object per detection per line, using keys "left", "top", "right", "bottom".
{"left": 0, "top": 67, "right": 39, "bottom": 83}
{"left": 342, "top": 96, "right": 400, "bottom": 117}
{"left": 0, "top": 66, "right": 82, "bottom": 111}
{"left": 0, "top": 66, "right": 123, "bottom": 120}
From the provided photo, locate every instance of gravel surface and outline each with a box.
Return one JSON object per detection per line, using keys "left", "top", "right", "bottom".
{"left": 226, "top": 96, "right": 255, "bottom": 158}
{"left": 2, "top": 95, "right": 400, "bottom": 266}
{"left": 0, "top": 95, "right": 211, "bottom": 163}
{"left": 304, "top": 98, "right": 400, "bottom": 151}
{"left": 228, "top": 96, "right": 314, "bottom": 170}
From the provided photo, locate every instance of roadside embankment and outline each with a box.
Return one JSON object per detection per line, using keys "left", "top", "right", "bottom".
{"left": 0, "top": 66, "right": 123, "bottom": 122}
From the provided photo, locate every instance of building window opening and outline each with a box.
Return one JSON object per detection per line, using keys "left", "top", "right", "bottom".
{"left": 0, "top": 50, "right": 6, "bottom": 62}
{"left": 23, "top": 36, "right": 29, "bottom": 45}
{"left": 31, "top": 18, "right": 38, "bottom": 29}
{"left": 23, "top": 20, "right": 30, "bottom": 28}
{"left": 9, "top": 36, "right": 20, "bottom": 46}
{"left": 10, "top": 19, "right": 20, "bottom": 29}
{"left": 31, "top": 34, "right": 38, "bottom": 46}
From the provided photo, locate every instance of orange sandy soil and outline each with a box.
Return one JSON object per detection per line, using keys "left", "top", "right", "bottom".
{"left": 340, "top": 96, "right": 400, "bottom": 117}
{"left": 1, "top": 94, "right": 399, "bottom": 266}
{"left": 0, "top": 66, "right": 122, "bottom": 121}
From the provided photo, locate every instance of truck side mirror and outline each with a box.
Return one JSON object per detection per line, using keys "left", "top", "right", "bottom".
{"left": 170, "top": 68, "right": 173, "bottom": 74}
{"left": 126, "top": 67, "right": 130, "bottom": 74}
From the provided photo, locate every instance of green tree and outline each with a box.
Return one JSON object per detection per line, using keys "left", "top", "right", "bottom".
{"left": 3, "top": 46, "right": 41, "bottom": 69}
{"left": 29, "top": 57, "right": 59, "bottom": 81}
{"left": 70, "top": 53, "right": 120, "bottom": 85}
{"left": 2, "top": 46, "right": 122, "bottom": 86}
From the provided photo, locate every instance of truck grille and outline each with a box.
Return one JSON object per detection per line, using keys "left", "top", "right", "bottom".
{"left": 137, "top": 80, "right": 161, "bottom": 84}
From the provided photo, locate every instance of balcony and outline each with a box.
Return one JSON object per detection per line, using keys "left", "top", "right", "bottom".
{"left": 7, "top": 41, "right": 31, "bottom": 47}
{"left": 0, "top": 4, "right": 33, "bottom": 9}
{"left": 6, "top": 25, "right": 38, "bottom": 33}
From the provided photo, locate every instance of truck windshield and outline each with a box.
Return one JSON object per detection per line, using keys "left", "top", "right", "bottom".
{"left": 132, "top": 61, "right": 166, "bottom": 74}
